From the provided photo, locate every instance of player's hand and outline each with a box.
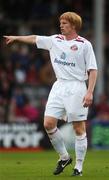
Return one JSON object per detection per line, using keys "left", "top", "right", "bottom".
{"left": 83, "top": 92, "right": 93, "bottom": 107}
{"left": 3, "top": 36, "right": 16, "bottom": 45}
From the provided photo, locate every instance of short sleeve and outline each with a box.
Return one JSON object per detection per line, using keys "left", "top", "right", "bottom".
{"left": 36, "top": 35, "right": 53, "bottom": 50}
{"left": 84, "top": 41, "right": 97, "bottom": 71}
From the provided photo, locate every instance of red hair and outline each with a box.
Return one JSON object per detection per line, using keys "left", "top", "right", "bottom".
{"left": 59, "top": 12, "right": 82, "bottom": 33}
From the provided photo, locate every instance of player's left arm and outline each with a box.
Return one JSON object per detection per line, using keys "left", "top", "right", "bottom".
{"left": 83, "top": 69, "right": 97, "bottom": 107}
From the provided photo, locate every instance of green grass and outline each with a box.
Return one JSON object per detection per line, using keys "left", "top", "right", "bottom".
{"left": 0, "top": 150, "right": 109, "bottom": 180}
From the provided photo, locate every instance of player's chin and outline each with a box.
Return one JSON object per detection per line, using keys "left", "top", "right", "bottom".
{"left": 61, "top": 30, "right": 65, "bottom": 35}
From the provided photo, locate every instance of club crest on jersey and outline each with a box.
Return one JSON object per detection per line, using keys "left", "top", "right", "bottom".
{"left": 70, "top": 45, "right": 78, "bottom": 51}
{"left": 60, "top": 52, "right": 66, "bottom": 60}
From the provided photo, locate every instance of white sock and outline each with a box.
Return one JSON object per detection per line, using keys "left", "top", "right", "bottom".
{"left": 74, "top": 132, "right": 87, "bottom": 172}
{"left": 46, "top": 127, "right": 69, "bottom": 160}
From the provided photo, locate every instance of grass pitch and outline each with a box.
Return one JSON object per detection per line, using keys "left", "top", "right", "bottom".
{"left": 0, "top": 150, "right": 109, "bottom": 180}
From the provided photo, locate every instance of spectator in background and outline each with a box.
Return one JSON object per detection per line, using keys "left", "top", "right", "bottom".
{"left": 95, "top": 94, "right": 109, "bottom": 121}
{"left": 39, "top": 62, "right": 56, "bottom": 86}
{"left": 0, "top": 78, "right": 13, "bottom": 122}
{"left": 30, "top": 0, "right": 51, "bottom": 19}
{"left": 0, "top": 96, "right": 5, "bottom": 122}
{"left": 22, "top": 96, "right": 40, "bottom": 123}
{"left": 9, "top": 86, "right": 26, "bottom": 122}
{"left": 14, "top": 62, "right": 26, "bottom": 84}
{"left": 10, "top": 45, "right": 30, "bottom": 69}
{"left": 38, "top": 51, "right": 56, "bottom": 86}
{"left": 9, "top": 86, "right": 40, "bottom": 123}
{"left": 26, "top": 63, "right": 40, "bottom": 85}
{"left": 4, "top": 60, "right": 14, "bottom": 83}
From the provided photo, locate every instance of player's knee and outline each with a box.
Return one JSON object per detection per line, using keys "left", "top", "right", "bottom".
{"left": 44, "top": 121, "right": 51, "bottom": 130}
{"left": 75, "top": 128, "right": 84, "bottom": 135}
{"left": 44, "top": 117, "right": 56, "bottom": 130}
{"left": 73, "top": 121, "right": 86, "bottom": 135}
{"left": 73, "top": 126, "right": 85, "bottom": 135}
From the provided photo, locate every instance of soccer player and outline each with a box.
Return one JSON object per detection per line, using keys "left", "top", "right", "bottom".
{"left": 4, "top": 12, "right": 97, "bottom": 176}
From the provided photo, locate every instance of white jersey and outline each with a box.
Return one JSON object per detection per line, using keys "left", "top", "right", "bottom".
{"left": 36, "top": 34, "right": 97, "bottom": 81}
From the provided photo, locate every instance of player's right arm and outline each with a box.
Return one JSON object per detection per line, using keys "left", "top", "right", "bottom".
{"left": 3, "top": 35, "right": 54, "bottom": 51}
{"left": 3, "top": 35, "right": 37, "bottom": 45}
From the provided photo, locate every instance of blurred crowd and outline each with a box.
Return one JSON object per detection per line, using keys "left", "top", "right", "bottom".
{"left": 0, "top": 0, "right": 109, "bottom": 123}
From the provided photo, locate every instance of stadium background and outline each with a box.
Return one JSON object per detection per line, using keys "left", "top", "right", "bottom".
{"left": 0, "top": 0, "right": 109, "bottom": 150}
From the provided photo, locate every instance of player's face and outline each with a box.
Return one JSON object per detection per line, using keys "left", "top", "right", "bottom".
{"left": 60, "top": 19, "right": 74, "bottom": 35}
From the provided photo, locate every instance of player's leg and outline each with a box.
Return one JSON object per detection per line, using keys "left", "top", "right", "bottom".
{"left": 63, "top": 80, "right": 88, "bottom": 176}
{"left": 72, "top": 121, "right": 87, "bottom": 176}
{"left": 44, "top": 116, "right": 69, "bottom": 160}
{"left": 44, "top": 80, "right": 73, "bottom": 174}
{"left": 44, "top": 116, "right": 72, "bottom": 175}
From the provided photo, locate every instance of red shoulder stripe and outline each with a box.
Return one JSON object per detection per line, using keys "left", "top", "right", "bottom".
{"left": 75, "top": 36, "right": 84, "bottom": 43}
{"left": 74, "top": 39, "right": 84, "bottom": 43}
{"left": 55, "top": 35, "right": 64, "bottom": 40}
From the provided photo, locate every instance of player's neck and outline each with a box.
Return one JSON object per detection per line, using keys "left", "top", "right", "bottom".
{"left": 65, "top": 32, "right": 78, "bottom": 41}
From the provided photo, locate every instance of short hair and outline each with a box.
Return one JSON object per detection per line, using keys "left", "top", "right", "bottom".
{"left": 59, "top": 12, "right": 82, "bottom": 33}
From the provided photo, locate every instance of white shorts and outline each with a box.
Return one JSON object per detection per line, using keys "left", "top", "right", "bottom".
{"left": 44, "top": 79, "right": 88, "bottom": 122}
